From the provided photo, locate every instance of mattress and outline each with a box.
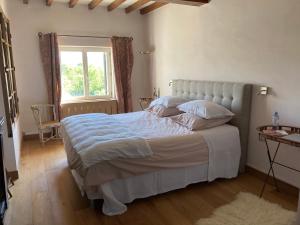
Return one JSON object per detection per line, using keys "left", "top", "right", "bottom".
{"left": 62, "top": 111, "right": 241, "bottom": 186}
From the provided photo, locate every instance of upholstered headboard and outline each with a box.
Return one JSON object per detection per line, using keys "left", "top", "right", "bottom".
{"left": 171, "top": 79, "right": 253, "bottom": 173}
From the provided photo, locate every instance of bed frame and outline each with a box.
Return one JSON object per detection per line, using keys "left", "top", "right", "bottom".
{"left": 171, "top": 79, "right": 253, "bottom": 172}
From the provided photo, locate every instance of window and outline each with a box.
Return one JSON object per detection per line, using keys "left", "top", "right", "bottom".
{"left": 59, "top": 46, "right": 113, "bottom": 101}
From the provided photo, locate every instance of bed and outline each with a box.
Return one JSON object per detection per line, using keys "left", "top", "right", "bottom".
{"left": 61, "top": 80, "right": 253, "bottom": 215}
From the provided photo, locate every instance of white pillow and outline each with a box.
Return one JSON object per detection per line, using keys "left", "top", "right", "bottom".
{"left": 146, "top": 105, "right": 182, "bottom": 117}
{"left": 171, "top": 113, "right": 233, "bottom": 131}
{"left": 149, "top": 96, "right": 188, "bottom": 108}
{"left": 177, "top": 100, "right": 234, "bottom": 119}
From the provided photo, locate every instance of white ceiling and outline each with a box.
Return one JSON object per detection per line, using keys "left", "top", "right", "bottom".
{"left": 54, "top": 0, "right": 154, "bottom": 9}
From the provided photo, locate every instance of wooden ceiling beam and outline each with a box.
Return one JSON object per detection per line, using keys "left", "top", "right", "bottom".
{"left": 88, "top": 0, "right": 103, "bottom": 9}
{"left": 181, "top": 0, "right": 209, "bottom": 3}
{"left": 107, "top": 0, "right": 127, "bottom": 11}
{"left": 46, "top": 0, "right": 54, "bottom": 6}
{"left": 69, "top": 0, "right": 79, "bottom": 8}
{"left": 125, "top": 0, "right": 150, "bottom": 14}
{"left": 23, "top": 0, "right": 29, "bottom": 4}
{"left": 140, "top": 2, "right": 168, "bottom": 15}
{"left": 165, "top": 0, "right": 209, "bottom": 6}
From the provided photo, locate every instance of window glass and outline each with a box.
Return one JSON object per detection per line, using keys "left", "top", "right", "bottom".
{"left": 87, "top": 52, "right": 107, "bottom": 96}
{"left": 60, "top": 51, "right": 84, "bottom": 100}
{"left": 59, "top": 47, "right": 113, "bottom": 101}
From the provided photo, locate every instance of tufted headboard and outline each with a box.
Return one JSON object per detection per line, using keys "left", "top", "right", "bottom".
{"left": 171, "top": 79, "right": 253, "bottom": 173}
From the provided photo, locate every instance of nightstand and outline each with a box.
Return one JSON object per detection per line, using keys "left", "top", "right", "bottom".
{"left": 139, "top": 97, "right": 153, "bottom": 110}
{"left": 257, "top": 125, "right": 300, "bottom": 197}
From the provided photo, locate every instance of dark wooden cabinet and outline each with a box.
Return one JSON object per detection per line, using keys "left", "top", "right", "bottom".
{"left": 297, "top": 191, "right": 300, "bottom": 224}
{"left": 0, "top": 117, "right": 7, "bottom": 225}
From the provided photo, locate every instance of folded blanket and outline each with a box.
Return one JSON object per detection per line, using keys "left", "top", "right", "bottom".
{"left": 61, "top": 113, "right": 153, "bottom": 168}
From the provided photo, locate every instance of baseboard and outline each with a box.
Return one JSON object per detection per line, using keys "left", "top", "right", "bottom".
{"left": 23, "top": 133, "right": 39, "bottom": 140}
{"left": 246, "top": 165, "right": 299, "bottom": 196}
{"left": 23, "top": 132, "right": 52, "bottom": 141}
{"left": 7, "top": 170, "right": 19, "bottom": 181}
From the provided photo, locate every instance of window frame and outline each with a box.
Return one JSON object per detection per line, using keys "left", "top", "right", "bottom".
{"left": 59, "top": 46, "right": 114, "bottom": 102}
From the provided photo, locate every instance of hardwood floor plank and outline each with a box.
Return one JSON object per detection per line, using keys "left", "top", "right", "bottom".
{"left": 150, "top": 195, "right": 194, "bottom": 225}
{"left": 7, "top": 161, "right": 33, "bottom": 225}
{"left": 32, "top": 192, "right": 55, "bottom": 225}
{"left": 46, "top": 169, "right": 87, "bottom": 225}
{"left": 166, "top": 188, "right": 214, "bottom": 222}
{"left": 76, "top": 209, "right": 104, "bottom": 225}
{"left": 4, "top": 140, "right": 298, "bottom": 225}
{"left": 116, "top": 200, "right": 165, "bottom": 225}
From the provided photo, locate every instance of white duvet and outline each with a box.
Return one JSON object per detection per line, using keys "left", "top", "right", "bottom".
{"left": 62, "top": 112, "right": 241, "bottom": 181}
{"left": 61, "top": 113, "right": 153, "bottom": 168}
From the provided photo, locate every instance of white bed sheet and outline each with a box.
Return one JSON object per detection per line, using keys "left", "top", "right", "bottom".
{"left": 199, "top": 125, "right": 241, "bottom": 181}
{"left": 72, "top": 163, "right": 209, "bottom": 216}
{"left": 113, "top": 112, "right": 241, "bottom": 182}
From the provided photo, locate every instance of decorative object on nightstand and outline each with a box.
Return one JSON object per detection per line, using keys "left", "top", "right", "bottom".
{"left": 139, "top": 97, "right": 153, "bottom": 110}
{"left": 257, "top": 125, "right": 300, "bottom": 197}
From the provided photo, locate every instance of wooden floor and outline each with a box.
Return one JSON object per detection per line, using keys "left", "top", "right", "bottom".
{"left": 4, "top": 139, "right": 298, "bottom": 225}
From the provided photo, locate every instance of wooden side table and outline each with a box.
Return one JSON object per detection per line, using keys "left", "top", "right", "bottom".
{"left": 257, "top": 125, "right": 300, "bottom": 197}
{"left": 139, "top": 97, "right": 153, "bottom": 110}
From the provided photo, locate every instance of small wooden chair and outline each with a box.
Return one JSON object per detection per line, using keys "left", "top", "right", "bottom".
{"left": 31, "top": 104, "right": 61, "bottom": 144}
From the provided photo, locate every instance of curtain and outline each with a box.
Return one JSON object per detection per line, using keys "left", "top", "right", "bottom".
{"left": 38, "top": 32, "right": 62, "bottom": 120}
{"left": 111, "top": 36, "right": 134, "bottom": 113}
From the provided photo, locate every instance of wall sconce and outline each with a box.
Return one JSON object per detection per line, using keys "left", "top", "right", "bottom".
{"left": 257, "top": 86, "right": 269, "bottom": 95}
{"left": 169, "top": 80, "right": 173, "bottom": 87}
{"left": 139, "top": 47, "right": 155, "bottom": 55}
{"left": 139, "top": 50, "right": 153, "bottom": 55}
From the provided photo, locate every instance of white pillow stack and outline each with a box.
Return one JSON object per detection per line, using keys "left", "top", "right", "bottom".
{"left": 171, "top": 113, "right": 232, "bottom": 131}
{"left": 147, "top": 97, "right": 234, "bottom": 130}
{"left": 172, "top": 100, "right": 234, "bottom": 131}
{"left": 177, "top": 100, "right": 234, "bottom": 119}
{"left": 147, "top": 96, "right": 188, "bottom": 117}
{"left": 149, "top": 96, "right": 188, "bottom": 108}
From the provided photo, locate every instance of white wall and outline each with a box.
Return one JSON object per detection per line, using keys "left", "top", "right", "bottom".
{"left": 146, "top": 0, "right": 300, "bottom": 187}
{"left": 7, "top": 0, "right": 151, "bottom": 134}
{"left": 0, "top": 0, "right": 22, "bottom": 172}
{"left": 0, "top": 0, "right": 6, "bottom": 12}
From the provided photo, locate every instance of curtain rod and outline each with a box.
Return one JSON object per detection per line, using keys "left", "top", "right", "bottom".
{"left": 57, "top": 34, "right": 112, "bottom": 39}
{"left": 37, "top": 32, "right": 111, "bottom": 39}
{"left": 38, "top": 33, "right": 133, "bottom": 41}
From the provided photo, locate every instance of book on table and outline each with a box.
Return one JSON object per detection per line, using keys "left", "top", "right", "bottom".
{"left": 262, "top": 129, "right": 288, "bottom": 137}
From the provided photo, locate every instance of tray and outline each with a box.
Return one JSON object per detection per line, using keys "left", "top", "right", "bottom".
{"left": 257, "top": 125, "right": 300, "bottom": 147}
